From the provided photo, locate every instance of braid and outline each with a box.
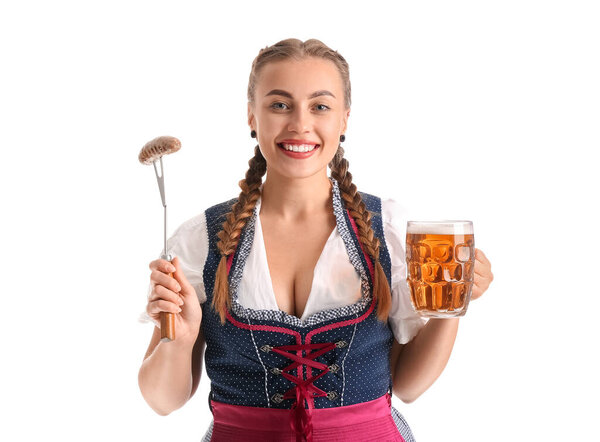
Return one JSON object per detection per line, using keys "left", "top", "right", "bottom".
{"left": 212, "top": 144, "right": 267, "bottom": 324}
{"left": 329, "top": 145, "right": 392, "bottom": 322}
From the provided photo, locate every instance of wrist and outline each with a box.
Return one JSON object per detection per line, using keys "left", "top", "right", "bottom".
{"left": 158, "top": 330, "right": 198, "bottom": 352}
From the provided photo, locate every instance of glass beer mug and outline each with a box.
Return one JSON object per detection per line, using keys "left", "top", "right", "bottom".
{"left": 406, "top": 221, "right": 475, "bottom": 318}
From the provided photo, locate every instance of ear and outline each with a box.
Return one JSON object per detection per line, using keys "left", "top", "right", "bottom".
{"left": 247, "top": 102, "right": 255, "bottom": 130}
{"left": 341, "top": 108, "right": 350, "bottom": 133}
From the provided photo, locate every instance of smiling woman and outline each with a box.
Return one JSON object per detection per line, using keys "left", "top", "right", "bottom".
{"left": 246, "top": 55, "right": 351, "bottom": 186}
{"left": 138, "top": 37, "right": 493, "bottom": 442}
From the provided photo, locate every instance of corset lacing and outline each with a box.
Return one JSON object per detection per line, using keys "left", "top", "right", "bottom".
{"left": 270, "top": 342, "right": 339, "bottom": 442}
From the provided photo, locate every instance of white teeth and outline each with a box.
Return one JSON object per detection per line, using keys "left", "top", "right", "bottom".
{"left": 281, "top": 143, "right": 317, "bottom": 152}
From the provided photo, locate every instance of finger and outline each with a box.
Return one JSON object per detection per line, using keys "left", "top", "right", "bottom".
{"left": 149, "top": 258, "right": 176, "bottom": 274}
{"left": 473, "top": 272, "right": 490, "bottom": 294}
{"left": 150, "top": 269, "right": 182, "bottom": 294}
{"left": 147, "top": 298, "right": 182, "bottom": 316}
{"left": 171, "top": 256, "right": 194, "bottom": 294}
{"left": 474, "top": 261, "right": 492, "bottom": 278}
{"left": 150, "top": 284, "right": 184, "bottom": 306}
{"left": 474, "top": 266, "right": 494, "bottom": 283}
{"left": 474, "top": 255, "right": 493, "bottom": 279}
{"left": 475, "top": 249, "right": 491, "bottom": 267}
{"left": 474, "top": 272, "right": 483, "bottom": 287}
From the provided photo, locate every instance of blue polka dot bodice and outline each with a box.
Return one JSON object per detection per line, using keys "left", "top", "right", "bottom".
{"left": 200, "top": 177, "right": 395, "bottom": 412}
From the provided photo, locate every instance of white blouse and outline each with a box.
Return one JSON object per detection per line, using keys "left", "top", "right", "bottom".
{"left": 141, "top": 194, "right": 428, "bottom": 344}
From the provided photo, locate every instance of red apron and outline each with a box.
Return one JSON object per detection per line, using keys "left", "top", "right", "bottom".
{"left": 210, "top": 392, "right": 405, "bottom": 442}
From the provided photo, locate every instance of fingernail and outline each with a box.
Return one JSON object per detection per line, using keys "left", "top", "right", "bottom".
{"left": 169, "top": 265, "right": 176, "bottom": 272}
{"left": 178, "top": 299, "right": 184, "bottom": 305}
{"left": 176, "top": 284, "right": 181, "bottom": 292}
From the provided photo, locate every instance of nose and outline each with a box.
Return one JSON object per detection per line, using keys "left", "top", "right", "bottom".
{"left": 287, "top": 106, "right": 312, "bottom": 133}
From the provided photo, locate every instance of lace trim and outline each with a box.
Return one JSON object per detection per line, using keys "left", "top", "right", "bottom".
{"left": 228, "top": 176, "right": 372, "bottom": 327}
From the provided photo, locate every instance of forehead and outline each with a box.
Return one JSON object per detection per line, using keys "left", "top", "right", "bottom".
{"left": 255, "top": 57, "right": 343, "bottom": 99}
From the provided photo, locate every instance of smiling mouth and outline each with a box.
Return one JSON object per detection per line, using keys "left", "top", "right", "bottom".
{"left": 277, "top": 143, "right": 320, "bottom": 153}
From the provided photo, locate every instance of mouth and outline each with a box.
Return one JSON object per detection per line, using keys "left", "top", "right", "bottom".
{"left": 277, "top": 143, "right": 320, "bottom": 153}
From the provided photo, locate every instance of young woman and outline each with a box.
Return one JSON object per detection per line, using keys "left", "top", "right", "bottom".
{"left": 138, "top": 38, "right": 494, "bottom": 442}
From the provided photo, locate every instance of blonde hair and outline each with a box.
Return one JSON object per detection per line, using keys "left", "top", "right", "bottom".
{"left": 212, "top": 38, "right": 391, "bottom": 324}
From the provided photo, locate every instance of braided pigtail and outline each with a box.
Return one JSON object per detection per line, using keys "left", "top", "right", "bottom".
{"left": 329, "top": 145, "right": 392, "bottom": 322}
{"left": 212, "top": 144, "right": 267, "bottom": 324}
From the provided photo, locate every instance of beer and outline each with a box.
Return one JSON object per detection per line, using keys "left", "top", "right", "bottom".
{"left": 406, "top": 221, "right": 475, "bottom": 318}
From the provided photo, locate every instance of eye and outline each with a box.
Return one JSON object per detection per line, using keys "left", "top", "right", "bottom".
{"left": 270, "top": 102, "right": 288, "bottom": 110}
{"left": 315, "top": 104, "right": 330, "bottom": 111}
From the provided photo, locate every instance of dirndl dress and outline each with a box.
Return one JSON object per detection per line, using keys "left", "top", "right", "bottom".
{"left": 198, "top": 177, "right": 418, "bottom": 442}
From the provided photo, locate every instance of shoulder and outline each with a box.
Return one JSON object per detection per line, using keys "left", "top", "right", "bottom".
{"left": 380, "top": 197, "right": 410, "bottom": 226}
{"left": 205, "top": 196, "right": 238, "bottom": 214}
{"left": 166, "top": 212, "right": 210, "bottom": 265}
{"left": 357, "top": 190, "right": 383, "bottom": 215}
{"left": 171, "top": 211, "right": 208, "bottom": 242}
{"left": 357, "top": 189, "right": 408, "bottom": 213}
{"left": 377, "top": 197, "right": 410, "bottom": 248}
{"left": 165, "top": 211, "right": 211, "bottom": 306}
{"left": 203, "top": 197, "right": 239, "bottom": 230}
{"left": 357, "top": 191, "right": 410, "bottom": 226}
{"left": 171, "top": 194, "right": 240, "bottom": 242}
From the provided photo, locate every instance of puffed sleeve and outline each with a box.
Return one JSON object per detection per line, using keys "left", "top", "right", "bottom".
{"left": 138, "top": 211, "right": 209, "bottom": 325}
{"left": 381, "top": 198, "right": 429, "bottom": 344}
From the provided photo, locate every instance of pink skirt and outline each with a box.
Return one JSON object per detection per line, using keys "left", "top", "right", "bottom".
{"left": 209, "top": 392, "right": 405, "bottom": 442}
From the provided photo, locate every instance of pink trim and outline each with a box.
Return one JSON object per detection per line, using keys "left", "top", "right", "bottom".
{"left": 210, "top": 392, "right": 404, "bottom": 442}
{"left": 346, "top": 208, "right": 375, "bottom": 280}
{"left": 306, "top": 296, "right": 376, "bottom": 342}
{"left": 225, "top": 309, "right": 301, "bottom": 337}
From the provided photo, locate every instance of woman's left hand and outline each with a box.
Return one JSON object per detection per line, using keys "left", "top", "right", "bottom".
{"left": 472, "top": 248, "right": 493, "bottom": 300}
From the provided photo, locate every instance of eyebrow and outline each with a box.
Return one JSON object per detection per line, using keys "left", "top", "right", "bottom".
{"left": 264, "top": 89, "right": 336, "bottom": 99}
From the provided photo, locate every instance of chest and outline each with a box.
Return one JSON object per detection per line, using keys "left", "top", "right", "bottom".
{"left": 260, "top": 215, "right": 336, "bottom": 319}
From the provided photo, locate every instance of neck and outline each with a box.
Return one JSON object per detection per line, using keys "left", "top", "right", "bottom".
{"left": 260, "top": 172, "right": 333, "bottom": 222}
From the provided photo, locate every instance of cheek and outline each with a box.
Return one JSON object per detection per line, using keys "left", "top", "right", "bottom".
{"left": 325, "top": 127, "right": 342, "bottom": 144}
{"left": 257, "top": 116, "right": 286, "bottom": 137}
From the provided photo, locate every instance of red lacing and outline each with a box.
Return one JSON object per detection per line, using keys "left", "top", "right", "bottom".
{"left": 270, "top": 342, "right": 337, "bottom": 442}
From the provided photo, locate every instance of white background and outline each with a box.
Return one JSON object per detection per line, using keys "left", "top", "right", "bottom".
{"left": 1, "top": 1, "right": 598, "bottom": 441}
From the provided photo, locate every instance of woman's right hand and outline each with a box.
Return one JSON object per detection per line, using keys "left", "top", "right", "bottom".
{"left": 146, "top": 256, "right": 202, "bottom": 343}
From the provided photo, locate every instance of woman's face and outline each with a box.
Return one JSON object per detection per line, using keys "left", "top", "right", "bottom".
{"left": 248, "top": 57, "right": 350, "bottom": 180}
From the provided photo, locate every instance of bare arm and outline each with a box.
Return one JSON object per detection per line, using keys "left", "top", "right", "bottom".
{"left": 138, "top": 256, "right": 205, "bottom": 415}
{"left": 389, "top": 249, "right": 493, "bottom": 403}
{"left": 138, "top": 326, "right": 195, "bottom": 416}
{"left": 390, "top": 318, "right": 459, "bottom": 403}
{"left": 189, "top": 327, "right": 206, "bottom": 400}
{"left": 138, "top": 326, "right": 205, "bottom": 415}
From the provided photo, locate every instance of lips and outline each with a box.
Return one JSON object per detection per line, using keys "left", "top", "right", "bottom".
{"left": 278, "top": 139, "right": 320, "bottom": 145}
{"left": 276, "top": 142, "right": 320, "bottom": 158}
{"left": 277, "top": 143, "right": 321, "bottom": 148}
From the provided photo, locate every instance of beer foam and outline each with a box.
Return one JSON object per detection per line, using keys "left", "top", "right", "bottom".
{"left": 407, "top": 221, "right": 473, "bottom": 235}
